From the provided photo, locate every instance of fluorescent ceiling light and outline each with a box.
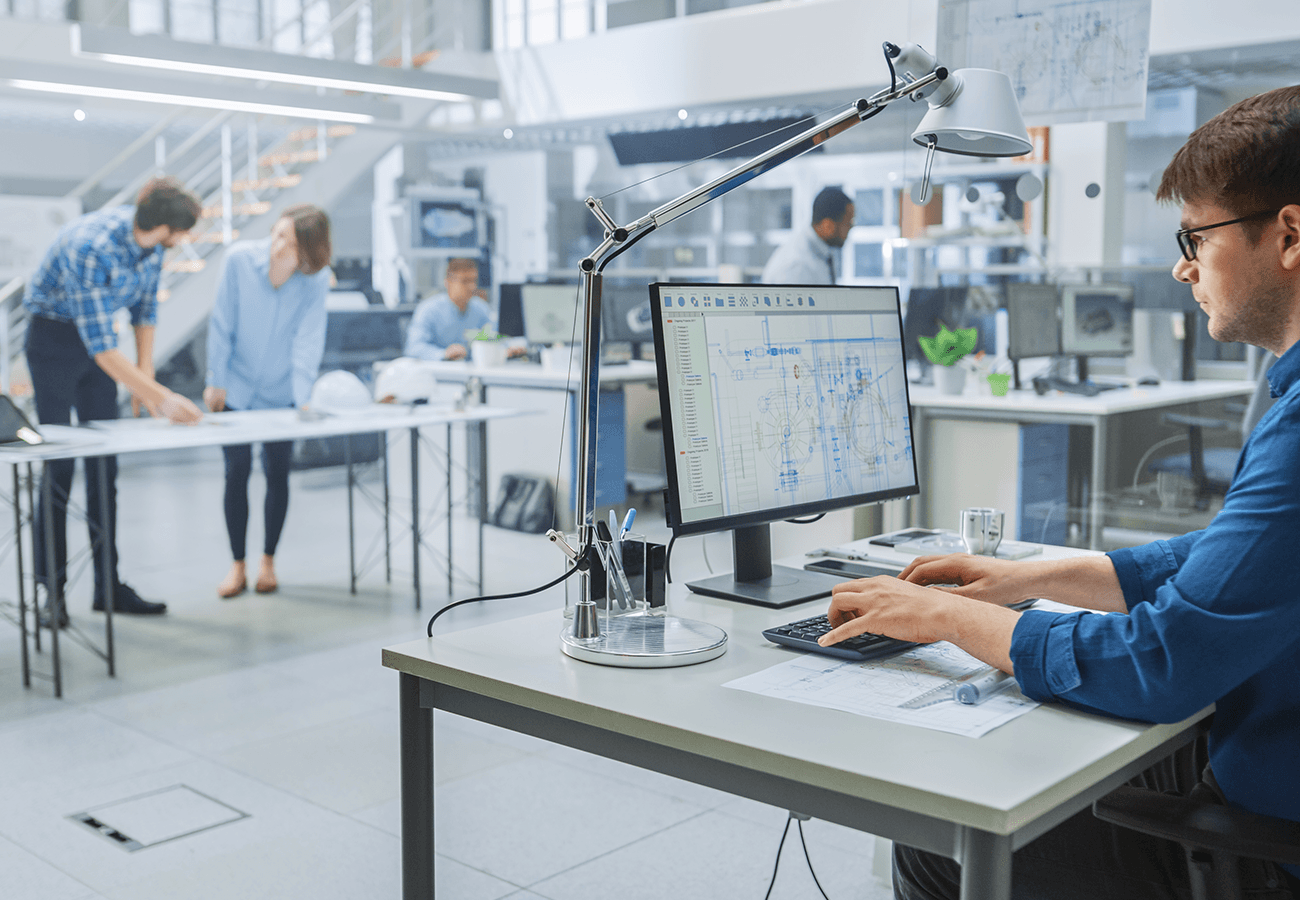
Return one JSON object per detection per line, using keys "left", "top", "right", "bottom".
{"left": 0, "top": 60, "right": 399, "bottom": 123}
{"left": 74, "top": 25, "right": 498, "bottom": 103}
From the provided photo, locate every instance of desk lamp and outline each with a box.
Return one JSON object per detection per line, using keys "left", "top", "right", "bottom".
{"left": 559, "top": 41, "right": 1031, "bottom": 667}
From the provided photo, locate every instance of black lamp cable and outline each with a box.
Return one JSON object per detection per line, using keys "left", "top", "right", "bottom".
{"left": 763, "top": 812, "right": 834, "bottom": 900}
{"left": 426, "top": 559, "right": 583, "bottom": 636}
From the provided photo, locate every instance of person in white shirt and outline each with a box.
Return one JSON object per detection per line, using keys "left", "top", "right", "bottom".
{"left": 761, "top": 187, "right": 855, "bottom": 284}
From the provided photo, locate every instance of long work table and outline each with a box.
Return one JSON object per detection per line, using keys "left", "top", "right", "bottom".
{"left": 5, "top": 402, "right": 525, "bottom": 697}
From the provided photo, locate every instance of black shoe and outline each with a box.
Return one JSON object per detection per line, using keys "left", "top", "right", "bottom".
{"left": 38, "top": 604, "right": 70, "bottom": 629}
{"left": 92, "top": 583, "right": 167, "bottom": 615}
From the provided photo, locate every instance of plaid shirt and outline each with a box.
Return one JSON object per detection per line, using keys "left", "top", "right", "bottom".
{"left": 23, "top": 205, "right": 162, "bottom": 356}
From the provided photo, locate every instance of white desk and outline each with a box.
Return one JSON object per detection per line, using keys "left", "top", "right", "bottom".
{"left": 909, "top": 380, "right": 1255, "bottom": 549}
{"left": 5, "top": 404, "right": 525, "bottom": 697}
{"left": 383, "top": 537, "right": 1209, "bottom": 900}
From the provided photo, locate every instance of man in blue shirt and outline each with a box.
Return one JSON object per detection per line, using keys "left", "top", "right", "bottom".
{"left": 404, "top": 258, "right": 492, "bottom": 360}
{"left": 820, "top": 86, "right": 1300, "bottom": 899}
{"left": 761, "top": 187, "right": 854, "bottom": 284}
{"left": 205, "top": 204, "right": 331, "bottom": 599}
{"left": 24, "top": 176, "right": 205, "bottom": 627}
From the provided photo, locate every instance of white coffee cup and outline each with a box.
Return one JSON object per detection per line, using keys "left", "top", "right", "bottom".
{"left": 959, "top": 507, "right": 1004, "bottom": 556}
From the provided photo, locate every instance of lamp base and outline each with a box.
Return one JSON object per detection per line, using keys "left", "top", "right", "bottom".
{"left": 559, "top": 613, "right": 727, "bottom": 668}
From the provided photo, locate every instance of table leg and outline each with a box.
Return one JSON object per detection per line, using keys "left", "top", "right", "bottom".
{"left": 383, "top": 431, "right": 391, "bottom": 584}
{"left": 399, "top": 672, "right": 434, "bottom": 899}
{"left": 476, "top": 419, "right": 486, "bottom": 594}
{"left": 445, "top": 424, "right": 452, "bottom": 598}
{"left": 959, "top": 828, "right": 1012, "bottom": 900}
{"left": 14, "top": 465, "right": 29, "bottom": 687}
{"left": 41, "top": 467, "right": 61, "bottom": 698}
{"left": 27, "top": 463, "right": 38, "bottom": 654}
{"left": 1089, "top": 417, "right": 1107, "bottom": 550}
{"left": 96, "top": 456, "right": 115, "bottom": 677}
{"left": 346, "top": 434, "right": 356, "bottom": 595}
{"left": 410, "top": 427, "right": 421, "bottom": 610}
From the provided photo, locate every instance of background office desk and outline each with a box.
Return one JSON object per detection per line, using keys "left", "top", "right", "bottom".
{"left": 383, "top": 543, "right": 1209, "bottom": 900}
{"left": 5, "top": 403, "right": 522, "bottom": 697}
{"left": 420, "top": 359, "right": 660, "bottom": 518}
{"left": 908, "top": 380, "right": 1255, "bottom": 549}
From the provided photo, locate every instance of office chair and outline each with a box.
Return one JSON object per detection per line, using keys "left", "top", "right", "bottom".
{"left": 1093, "top": 786, "right": 1300, "bottom": 900}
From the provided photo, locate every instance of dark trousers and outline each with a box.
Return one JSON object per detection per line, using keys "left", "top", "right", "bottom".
{"left": 222, "top": 418, "right": 292, "bottom": 561}
{"left": 893, "top": 733, "right": 1300, "bottom": 900}
{"left": 25, "top": 316, "right": 120, "bottom": 602}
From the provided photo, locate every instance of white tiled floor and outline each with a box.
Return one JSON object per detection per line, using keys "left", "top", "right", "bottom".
{"left": 0, "top": 442, "right": 894, "bottom": 899}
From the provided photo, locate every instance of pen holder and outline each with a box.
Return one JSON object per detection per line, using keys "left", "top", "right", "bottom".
{"left": 563, "top": 533, "right": 665, "bottom": 618}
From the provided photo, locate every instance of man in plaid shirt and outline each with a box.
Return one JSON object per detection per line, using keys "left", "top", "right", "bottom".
{"left": 24, "top": 176, "right": 205, "bottom": 626}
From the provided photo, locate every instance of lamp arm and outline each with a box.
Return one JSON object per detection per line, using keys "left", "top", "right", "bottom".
{"left": 564, "top": 61, "right": 949, "bottom": 597}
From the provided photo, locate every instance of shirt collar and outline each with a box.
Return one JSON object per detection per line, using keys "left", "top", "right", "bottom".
{"left": 801, "top": 225, "right": 833, "bottom": 260}
{"left": 1266, "top": 339, "right": 1300, "bottom": 398}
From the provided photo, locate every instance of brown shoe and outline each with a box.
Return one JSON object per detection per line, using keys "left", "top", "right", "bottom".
{"left": 218, "top": 562, "right": 247, "bottom": 599}
{"left": 255, "top": 555, "right": 278, "bottom": 594}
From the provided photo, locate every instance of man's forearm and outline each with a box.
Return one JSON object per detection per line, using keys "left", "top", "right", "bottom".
{"left": 95, "top": 348, "right": 167, "bottom": 407}
{"left": 1016, "top": 556, "right": 1127, "bottom": 612}
{"left": 134, "top": 325, "right": 155, "bottom": 373}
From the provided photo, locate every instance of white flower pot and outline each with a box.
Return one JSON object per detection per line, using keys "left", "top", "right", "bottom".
{"left": 933, "top": 365, "right": 967, "bottom": 396}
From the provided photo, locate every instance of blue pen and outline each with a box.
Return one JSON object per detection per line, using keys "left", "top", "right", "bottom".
{"left": 620, "top": 508, "right": 636, "bottom": 539}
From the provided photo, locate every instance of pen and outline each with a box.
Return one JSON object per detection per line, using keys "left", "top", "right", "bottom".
{"left": 620, "top": 508, "right": 636, "bottom": 539}
{"left": 954, "top": 670, "right": 1016, "bottom": 705}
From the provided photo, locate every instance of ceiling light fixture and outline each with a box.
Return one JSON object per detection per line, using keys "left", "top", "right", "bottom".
{"left": 73, "top": 25, "right": 498, "bottom": 103}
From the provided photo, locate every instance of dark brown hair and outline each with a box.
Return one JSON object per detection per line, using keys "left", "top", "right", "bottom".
{"left": 281, "top": 204, "right": 332, "bottom": 275}
{"left": 134, "top": 176, "right": 201, "bottom": 232}
{"left": 1158, "top": 85, "right": 1300, "bottom": 234}
{"left": 445, "top": 257, "right": 479, "bottom": 278}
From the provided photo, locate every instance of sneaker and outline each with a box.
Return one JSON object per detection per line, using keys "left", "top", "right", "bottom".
{"left": 38, "top": 604, "right": 70, "bottom": 629}
{"left": 92, "top": 583, "right": 167, "bottom": 615}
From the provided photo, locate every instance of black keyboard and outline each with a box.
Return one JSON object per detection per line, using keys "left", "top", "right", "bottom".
{"left": 762, "top": 614, "right": 919, "bottom": 662}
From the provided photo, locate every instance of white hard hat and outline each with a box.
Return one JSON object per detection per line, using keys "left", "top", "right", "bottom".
{"left": 309, "top": 370, "right": 372, "bottom": 414}
{"left": 374, "top": 357, "right": 439, "bottom": 404}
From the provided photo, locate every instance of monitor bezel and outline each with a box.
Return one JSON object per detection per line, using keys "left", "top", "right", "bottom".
{"left": 1059, "top": 282, "right": 1136, "bottom": 358}
{"left": 648, "top": 281, "right": 920, "bottom": 539}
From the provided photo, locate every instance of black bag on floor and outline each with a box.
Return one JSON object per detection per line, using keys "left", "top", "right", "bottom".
{"left": 490, "top": 473, "right": 555, "bottom": 534}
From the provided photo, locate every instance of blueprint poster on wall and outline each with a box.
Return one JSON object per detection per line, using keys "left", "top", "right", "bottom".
{"left": 937, "top": 0, "right": 1152, "bottom": 124}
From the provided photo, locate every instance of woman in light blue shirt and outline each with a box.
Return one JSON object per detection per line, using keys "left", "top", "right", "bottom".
{"left": 205, "top": 205, "right": 331, "bottom": 598}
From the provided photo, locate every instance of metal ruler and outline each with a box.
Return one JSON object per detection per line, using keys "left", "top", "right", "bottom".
{"left": 898, "top": 680, "right": 963, "bottom": 709}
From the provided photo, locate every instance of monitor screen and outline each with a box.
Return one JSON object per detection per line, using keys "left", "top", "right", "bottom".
{"left": 1006, "top": 282, "right": 1062, "bottom": 360}
{"left": 324, "top": 309, "right": 411, "bottom": 353}
{"left": 497, "top": 284, "right": 524, "bottom": 338}
{"left": 521, "top": 283, "right": 580, "bottom": 346}
{"left": 649, "top": 282, "right": 919, "bottom": 607}
{"left": 1060, "top": 284, "right": 1134, "bottom": 357}
{"left": 600, "top": 282, "right": 654, "bottom": 346}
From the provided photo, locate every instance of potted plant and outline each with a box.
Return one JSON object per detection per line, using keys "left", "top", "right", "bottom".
{"left": 918, "top": 322, "right": 978, "bottom": 395}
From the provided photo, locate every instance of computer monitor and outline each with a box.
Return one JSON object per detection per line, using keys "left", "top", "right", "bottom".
{"left": 649, "top": 282, "right": 919, "bottom": 607}
{"left": 521, "top": 283, "right": 580, "bottom": 346}
{"left": 497, "top": 283, "right": 525, "bottom": 338}
{"left": 902, "top": 287, "right": 971, "bottom": 376}
{"left": 1059, "top": 283, "right": 1134, "bottom": 357}
{"left": 1006, "top": 282, "right": 1062, "bottom": 360}
{"left": 600, "top": 282, "right": 654, "bottom": 352}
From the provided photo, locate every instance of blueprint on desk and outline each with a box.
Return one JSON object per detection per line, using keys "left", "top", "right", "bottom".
{"left": 699, "top": 311, "right": 914, "bottom": 516}
{"left": 726, "top": 642, "right": 1039, "bottom": 738}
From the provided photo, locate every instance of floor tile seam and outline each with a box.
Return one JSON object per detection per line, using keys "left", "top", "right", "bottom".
{"left": 510, "top": 807, "right": 718, "bottom": 893}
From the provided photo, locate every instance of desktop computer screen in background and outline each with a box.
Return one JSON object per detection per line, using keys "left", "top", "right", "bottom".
{"left": 600, "top": 282, "right": 655, "bottom": 350}
{"left": 649, "top": 282, "right": 919, "bottom": 607}
{"left": 1060, "top": 284, "right": 1135, "bottom": 357}
{"left": 521, "top": 284, "right": 580, "bottom": 346}
{"left": 1006, "top": 282, "right": 1062, "bottom": 360}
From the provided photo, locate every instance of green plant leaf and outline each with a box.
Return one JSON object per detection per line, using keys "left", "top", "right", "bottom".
{"left": 918, "top": 323, "right": 978, "bottom": 367}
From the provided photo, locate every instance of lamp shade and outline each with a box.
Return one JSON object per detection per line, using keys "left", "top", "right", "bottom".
{"left": 911, "top": 68, "right": 1032, "bottom": 158}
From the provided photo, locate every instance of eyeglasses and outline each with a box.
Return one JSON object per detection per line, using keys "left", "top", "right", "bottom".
{"left": 1175, "top": 209, "right": 1279, "bottom": 261}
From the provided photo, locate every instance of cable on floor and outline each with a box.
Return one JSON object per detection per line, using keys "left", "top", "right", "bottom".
{"left": 763, "top": 811, "right": 833, "bottom": 900}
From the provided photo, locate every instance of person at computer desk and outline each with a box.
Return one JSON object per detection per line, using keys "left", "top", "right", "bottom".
{"left": 204, "top": 205, "right": 332, "bottom": 598}
{"left": 405, "top": 257, "right": 512, "bottom": 361}
{"left": 760, "top": 186, "right": 854, "bottom": 284}
{"left": 821, "top": 85, "right": 1300, "bottom": 900}
{"left": 24, "top": 176, "right": 205, "bottom": 628}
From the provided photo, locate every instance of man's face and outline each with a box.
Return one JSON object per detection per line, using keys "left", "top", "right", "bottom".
{"left": 1172, "top": 199, "right": 1288, "bottom": 351}
{"left": 269, "top": 217, "right": 300, "bottom": 271}
{"left": 446, "top": 267, "right": 478, "bottom": 308}
{"left": 159, "top": 227, "right": 191, "bottom": 249}
{"left": 827, "top": 204, "right": 855, "bottom": 249}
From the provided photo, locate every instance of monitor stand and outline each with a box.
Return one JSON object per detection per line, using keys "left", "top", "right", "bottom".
{"left": 686, "top": 523, "right": 843, "bottom": 608}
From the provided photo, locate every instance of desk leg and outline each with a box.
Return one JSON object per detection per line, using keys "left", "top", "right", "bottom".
{"left": 96, "top": 456, "right": 115, "bottom": 678}
{"left": 445, "top": 424, "right": 452, "bottom": 598}
{"left": 399, "top": 672, "right": 434, "bottom": 899}
{"left": 475, "top": 419, "right": 486, "bottom": 594}
{"left": 41, "top": 468, "right": 62, "bottom": 698}
{"left": 27, "top": 464, "right": 38, "bottom": 654}
{"left": 1089, "top": 418, "right": 1107, "bottom": 551}
{"left": 346, "top": 434, "right": 356, "bottom": 595}
{"left": 14, "top": 465, "right": 29, "bottom": 687}
{"left": 959, "top": 828, "right": 1012, "bottom": 900}
{"left": 410, "top": 427, "right": 421, "bottom": 610}
{"left": 383, "top": 432, "right": 391, "bottom": 583}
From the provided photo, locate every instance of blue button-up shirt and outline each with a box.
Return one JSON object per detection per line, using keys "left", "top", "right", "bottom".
{"left": 403, "top": 293, "right": 493, "bottom": 360}
{"left": 23, "top": 205, "right": 161, "bottom": 356}
{"left": 205, "top": 239, "right": 329, "bottom": 410}
{"left": 761, "top": 225, "right": 837, "bottom": 284}
{"left": 1012, "top": 340, "right": 1300, "bottom": 872}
